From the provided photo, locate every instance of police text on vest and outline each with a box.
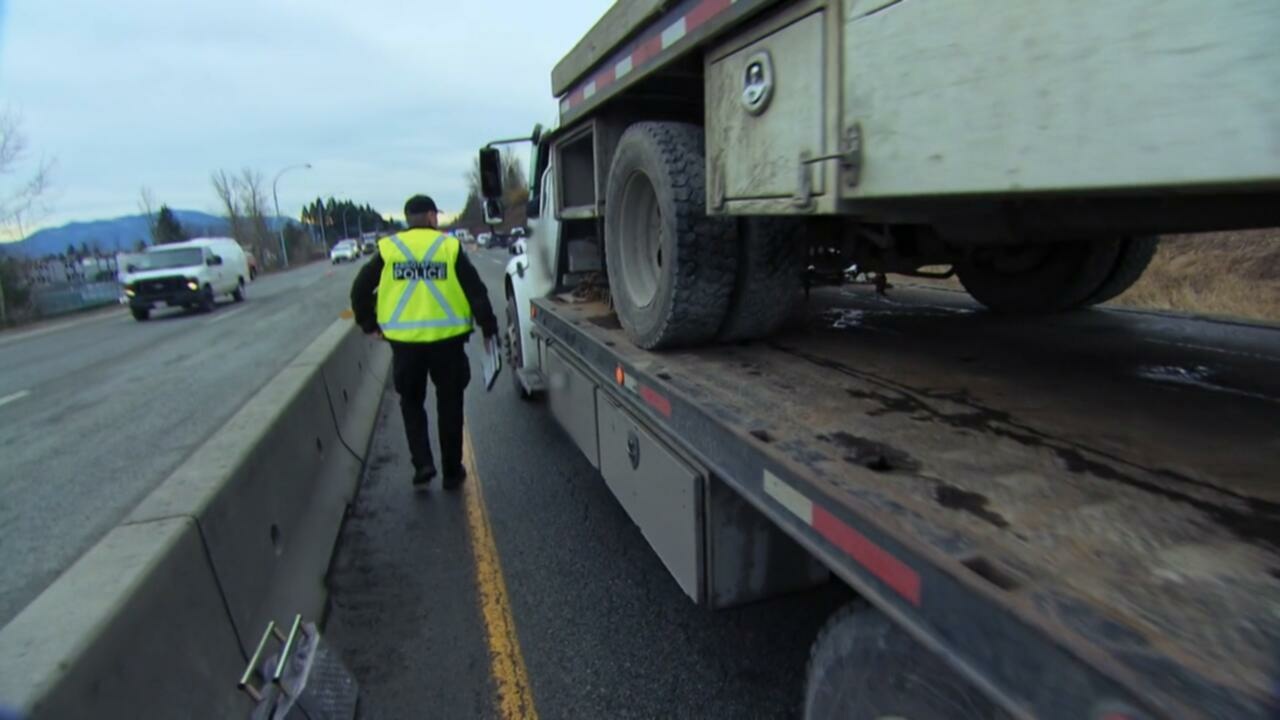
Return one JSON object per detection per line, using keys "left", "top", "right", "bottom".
{"left": 393, "top": 262, "right": 449, "bottom": 281}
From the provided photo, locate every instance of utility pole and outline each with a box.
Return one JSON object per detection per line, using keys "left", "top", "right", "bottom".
{"left": 272, "top": 163, "right": 312, "bottom": 269}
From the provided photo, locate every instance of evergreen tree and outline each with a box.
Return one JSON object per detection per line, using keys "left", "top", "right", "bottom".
{"left": 154, "top": 205, "right": 188, "bottom": 245}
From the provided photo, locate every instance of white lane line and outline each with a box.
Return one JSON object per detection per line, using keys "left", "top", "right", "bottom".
{"left": 206, "top": 306, "right": 250, "bottom": 325}
{"left": 0, "top": 389, "right": 31, "bottom": 408}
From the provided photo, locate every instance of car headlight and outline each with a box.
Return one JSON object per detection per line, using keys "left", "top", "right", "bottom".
{"left": 186, "top": 280, "right": 199, "bottom": 291}
{"left": 124, "top": 288, "right": 136, "bottom": 297}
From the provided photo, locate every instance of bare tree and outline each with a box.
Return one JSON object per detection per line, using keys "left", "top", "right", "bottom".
{"left": 237, "top": 168, "right": 275, "bottom": 266}
{"left": 213, "top": 167, "right": 281, "bottom": 268}
{"left": 211, "top": 169, "right": 246, "bottom": 245}
{"left": 0, "top": 112, "right": 53, "bottom": 228}
{"left": 0, "top": 111, "right": 54, "bottom": 324}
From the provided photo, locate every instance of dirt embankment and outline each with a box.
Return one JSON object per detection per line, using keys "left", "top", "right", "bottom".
{"left": 1113, "top": 229, "right": 1280, "bottom": 323}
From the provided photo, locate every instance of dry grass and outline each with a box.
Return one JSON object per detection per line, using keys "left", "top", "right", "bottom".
{"left": 1112, "top": 229, "right": 1280, "bottom": 323}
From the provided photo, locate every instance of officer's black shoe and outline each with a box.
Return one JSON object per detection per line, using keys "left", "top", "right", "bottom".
{"left": 412, "top": 465, "right": 437, "bottom": 490}
{"left": 442, "top": 466, "right": 467, "bottom": 491}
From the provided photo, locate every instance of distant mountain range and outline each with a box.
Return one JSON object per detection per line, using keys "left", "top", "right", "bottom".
{"left": 0, "top": 210, "right": 289, "bottom": 258}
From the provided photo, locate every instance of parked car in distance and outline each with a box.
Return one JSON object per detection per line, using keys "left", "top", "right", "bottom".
{"left": 121, "top": 237, "right": 250, "bottom": 321}
{"left": 454, "top": 229, "right": 473, "bottom": 245}
{"left": 330, "top": 239, "right": 360, "bottom": 263}
{"left": 477, "top": 232, "right": 492, "bottom": 248}
{"left": 361, "top": 238, "right": 376, "bottom": 255}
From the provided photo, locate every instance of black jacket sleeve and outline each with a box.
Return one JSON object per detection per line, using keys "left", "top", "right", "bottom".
{"left": 455, "top": 249, "right": 499, "bottom": 337}
{"left": 350, "top": 252, "right": 383, "bottom": 334}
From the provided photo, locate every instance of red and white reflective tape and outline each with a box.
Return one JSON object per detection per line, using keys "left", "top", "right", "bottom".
{"left": 764, "top": 470, "right": 923, "bottom": 606}
{"left": 560, "top": 0, "right": 738, "bottom": 116}
{"left": 615, "top": 364, "right": 673, "bottom": 418}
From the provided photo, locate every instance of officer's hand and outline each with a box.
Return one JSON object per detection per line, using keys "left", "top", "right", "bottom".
{"left": 367, "top": 328, "right": 383, "bottom": 340}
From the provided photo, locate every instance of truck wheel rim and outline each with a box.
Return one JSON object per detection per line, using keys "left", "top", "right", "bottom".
{"left": 619, "top": 171, "right": 663, "bottom": 308}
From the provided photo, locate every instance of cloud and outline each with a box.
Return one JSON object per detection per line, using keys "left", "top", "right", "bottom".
{"left": 0, "top": 0, "right": 610, "bottom": 231}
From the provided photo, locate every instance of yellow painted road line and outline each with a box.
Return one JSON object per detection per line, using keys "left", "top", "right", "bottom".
{"left": 463, "top": 429, "right": 539, "bottom": 720}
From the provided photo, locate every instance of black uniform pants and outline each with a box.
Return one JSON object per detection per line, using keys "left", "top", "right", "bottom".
{"left": 390, "top": 339, "right": 471, "bottom": 476}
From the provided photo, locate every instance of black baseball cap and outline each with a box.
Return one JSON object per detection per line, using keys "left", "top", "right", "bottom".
{"left": 404, "top": 194, "right": 438, "bottom": 216}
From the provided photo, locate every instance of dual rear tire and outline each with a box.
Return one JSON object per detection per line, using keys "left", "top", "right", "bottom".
{"left": 956, "top": 236, "right": 1157, "bottom": 313}
{"left": 604, "top": 122, "right": 804, "bottom": 349}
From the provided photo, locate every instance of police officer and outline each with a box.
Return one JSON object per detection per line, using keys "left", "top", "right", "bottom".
{"left": 350, "top": 195, "right": 498, "bottom": 490}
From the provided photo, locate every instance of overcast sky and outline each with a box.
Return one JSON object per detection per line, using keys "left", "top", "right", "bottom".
{"left": 0, "top": 0, "right": 611, "bottom": 235}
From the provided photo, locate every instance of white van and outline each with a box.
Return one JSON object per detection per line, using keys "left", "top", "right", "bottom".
{"left": 121, "top": 238, "right": 251, "bottom": 321}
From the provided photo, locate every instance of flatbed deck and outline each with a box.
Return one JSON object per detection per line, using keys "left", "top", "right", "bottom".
{"left": 533, "top": 285, "right": 1280, "bottom": 719}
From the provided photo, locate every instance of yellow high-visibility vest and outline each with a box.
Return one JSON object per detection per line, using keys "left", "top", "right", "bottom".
{"left": 376, "top": 229, "right": 473, "bottom": 343}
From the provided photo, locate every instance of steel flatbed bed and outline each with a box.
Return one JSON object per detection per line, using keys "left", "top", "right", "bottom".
{"left": 531, "top": 286, "right": 1280, "bottom": 719}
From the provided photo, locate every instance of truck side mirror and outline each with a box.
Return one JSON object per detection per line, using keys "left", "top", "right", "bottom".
{"left": 479, "top": 147, "right": 503, "bottom": 200}
{"left": 483, "top": 198, "right": 504, "bottom": 226}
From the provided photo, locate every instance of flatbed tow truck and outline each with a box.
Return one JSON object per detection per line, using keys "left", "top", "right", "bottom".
{"left": 513, "top": 282, "right": 1279, "bottom": 719}
{"left": 476, "top": 0, "right": 1280, "bottom": 717}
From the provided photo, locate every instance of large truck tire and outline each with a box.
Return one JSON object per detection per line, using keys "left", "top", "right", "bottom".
{"left": 605, "top": 122, "right": 737, "bottom": 349}
{"left": 804, "top": 602, "right": 1007, "bottom": 720}
{"left": 718, "top": 217, "right": 806, "bottom": 342}
{"left": 956, "top": 238, "right": 1122, "bottom": 314}
{"left": 506, "top": 293, "right": 533, "bottom": 401}
{"left": 1081, "top": 236, "right": 1159, "bottom": 306}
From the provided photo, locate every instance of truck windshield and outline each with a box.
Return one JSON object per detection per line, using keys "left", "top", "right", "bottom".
{"left": 141, "top": 248, "right": 205, "bottom": 270}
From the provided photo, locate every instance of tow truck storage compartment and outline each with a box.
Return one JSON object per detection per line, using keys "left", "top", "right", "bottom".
{"left": 597, "top": 394, "right": 703, "bottom": 602}
{"left": 707, "top": 7, "right": 828, "bottom": 203}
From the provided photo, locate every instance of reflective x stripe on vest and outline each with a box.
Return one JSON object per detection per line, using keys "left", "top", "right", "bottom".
{"left": 383, "top": 234, "right": 466, "bottom": 329}
{"left": 377, "top": 231, "right": 472, "bottom": 342}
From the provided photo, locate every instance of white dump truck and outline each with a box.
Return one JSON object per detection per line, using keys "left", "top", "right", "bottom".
{"left": 480, "top": 1, "right": 1280, "bottom": 717}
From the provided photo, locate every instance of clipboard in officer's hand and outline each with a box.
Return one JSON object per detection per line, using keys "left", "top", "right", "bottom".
{"left": 482, "top": 336, "right": 501, "bottom": 391}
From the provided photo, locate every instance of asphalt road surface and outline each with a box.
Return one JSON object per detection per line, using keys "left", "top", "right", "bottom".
{"left": 0, "top": 259, "right": 362, "bottom": 627}
{"left": 327, "top": 247, "right": 1280, "bottom": 718}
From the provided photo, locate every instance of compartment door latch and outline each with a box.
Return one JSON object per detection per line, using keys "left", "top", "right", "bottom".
{"left": 795, "top": 123, "right": 864, "bottom": 208}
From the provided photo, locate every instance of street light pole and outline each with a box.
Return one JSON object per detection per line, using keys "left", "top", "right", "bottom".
{"left": 342, "top": 208, "right": 352, "bottom": 240}
{"left": 272, "top": 163, "right": 312, "bottom": 269}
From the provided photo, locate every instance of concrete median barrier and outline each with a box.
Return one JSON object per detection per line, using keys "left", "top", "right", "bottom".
{"left": 0, "top": 319, "right": 390, "bottom": 718}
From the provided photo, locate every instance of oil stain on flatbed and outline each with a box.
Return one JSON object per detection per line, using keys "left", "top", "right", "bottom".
{"left": 934, "top": 484, "right": 1010, "bottom": 529}
{"left": 816, "top": 431, "right": 919, "bottom": 473}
